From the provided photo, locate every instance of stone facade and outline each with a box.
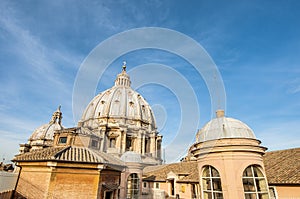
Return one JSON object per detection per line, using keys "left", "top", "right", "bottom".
{"left": 15, "top": 161, "right": 121, "bottom": 199}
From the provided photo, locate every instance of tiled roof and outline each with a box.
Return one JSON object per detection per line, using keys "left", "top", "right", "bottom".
{"left": 263, "top": 147, "right": 300, "bottom": 184}
{"left": 54, "top": 146, "right": 104, "bottom": 162}
{"left": 13, "top": 146, "right": 124, "bottom": 166}
{"left": 13, "top": 147, "right": 66, "bottom": 161}
{"left": 143, "top": 161, "right": 199, "bottom": 182}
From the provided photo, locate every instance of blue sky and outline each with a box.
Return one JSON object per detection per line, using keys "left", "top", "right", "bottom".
{"left": 1, "top": 0, "right": 300, "bottom": 163}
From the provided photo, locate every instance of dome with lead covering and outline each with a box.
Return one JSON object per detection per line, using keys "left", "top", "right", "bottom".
{"left": 79, "top": 64, "right": 156, "bottom": 131}
{"left": 120, "top": 151, "right": 142, "bottom": 163}
{"left": 196, "top": 110, "right": 256, "bottom": 142}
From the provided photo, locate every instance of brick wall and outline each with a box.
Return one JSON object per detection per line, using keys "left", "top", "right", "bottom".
{"left": 49, "top": 168, "right": 100, "bottom": 199}
{"left": 15, "top": 162, "right": 102, "bottom": 199}
{"left": 16, "top": 166, "right": 52, "bottom": 198}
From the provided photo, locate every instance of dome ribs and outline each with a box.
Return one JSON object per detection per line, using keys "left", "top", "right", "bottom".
{"left": 80, "top": 86, "right": 156, "bottom": 131}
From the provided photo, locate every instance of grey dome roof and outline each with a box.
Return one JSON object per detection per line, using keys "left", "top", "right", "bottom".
{"left": 120, "top": 151, "right": 142, "bottom": 163}
{"left": 196, "top": 110, "right": 256, "bottom": 142}
{"left": 29, "top": 123, "right": 62, "bottom": 141}
{"left": 79, "top": 66, "right": 156, "bottom": 129}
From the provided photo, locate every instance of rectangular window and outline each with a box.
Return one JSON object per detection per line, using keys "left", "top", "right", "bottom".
{"left": 155, "top": 182, "right": 159, "bottom": 189}
{"left": 170, "top": 179, "right": 175, "bottom": 196}
{"left": 126, "top": 137, "right": 132, "bottom": 151}
{"left": 91, "top": 140, "right": 98, "bottom": 148}
{"left": 143, "top": 182, "right": 147, "bottom": 188}
{"left": 110, "top": 138, "right": 116, "bottom": 148}
{"left": 58, "top": 137, "right": 67, "bottom": 144}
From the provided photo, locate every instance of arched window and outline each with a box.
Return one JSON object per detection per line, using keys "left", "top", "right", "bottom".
{"left": 126, "top": 173, "right": 139, "bottom": 199}
{"left": 201, "top": 165, "right": 223, "bottom": 199}
{"left": 243, "top": 165, "right": 269, "bottom": 199}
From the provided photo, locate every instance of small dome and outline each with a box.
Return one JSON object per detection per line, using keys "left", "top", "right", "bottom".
{"left": 120, "top": 151, "right": 142, "bottom": 163}
{"left": 29, "top": 123, "right": 62, "bottom": 141}
{"left": 29, "top": 106, "right": 63, "bottom": 141}
{"left": 79, "top": 64, "right": 156, "bottom": 130}
{"left": 196, "top": 110, "right": 256, "bottom": 142}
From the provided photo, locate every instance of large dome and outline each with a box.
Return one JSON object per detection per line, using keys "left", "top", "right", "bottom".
{"left": 79, "top": 65, "right": 156, "bottom": 131}
{"left": 76, "top": 64, "right": 162, "bottom": 164}
{"left": 196, "top": 110, "right": 256, "bottom": 142}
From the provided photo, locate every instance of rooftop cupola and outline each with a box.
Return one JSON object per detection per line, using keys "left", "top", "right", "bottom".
{"left": 114, "top": 61, "right": 131, "bottom": 87}
{"left": 28, "top": 106, "right": 64, "bottom": 144}
{"left": 50, "top": 105, "right": 62, "bottom": 125}
{"left": 196, "top": 109, "right": 256, "bottom": 142}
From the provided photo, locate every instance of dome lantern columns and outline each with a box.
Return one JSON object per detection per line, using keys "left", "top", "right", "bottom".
{"left": 50, "top": 105, "right": 62, "bottom": 125}
{"left": 114, "top": 62, "right": 131, "bottom": 87}
{"left": 78, "top": 63, "right": 162, "bottom": 164}
{"left": 150, "top": 135, "right": 156, "bottom": 156}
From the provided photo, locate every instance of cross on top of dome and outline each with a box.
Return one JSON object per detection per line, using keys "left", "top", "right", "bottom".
{"left": 122, "top": 61, "right": 127, "bottom": 71}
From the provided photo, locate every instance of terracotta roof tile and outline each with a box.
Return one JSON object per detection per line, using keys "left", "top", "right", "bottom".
{"left": 143, "top": 161, "right": 199, "bottom": 182}
{"left": 54, "top": 147, "right": 104, "bottom": 163}
{"left": 13, "top": 146, "right": 123, "bottom": 165}
{"left": 13, "top": 147, "right": 66, "bottom": 161}
{"left": 263, "top": 147, "right": 300, "bottom": 184}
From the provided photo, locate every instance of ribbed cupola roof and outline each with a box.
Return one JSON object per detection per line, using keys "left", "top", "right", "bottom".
{"left": 114, "top": 61, "right": 131, "bottom": 87}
